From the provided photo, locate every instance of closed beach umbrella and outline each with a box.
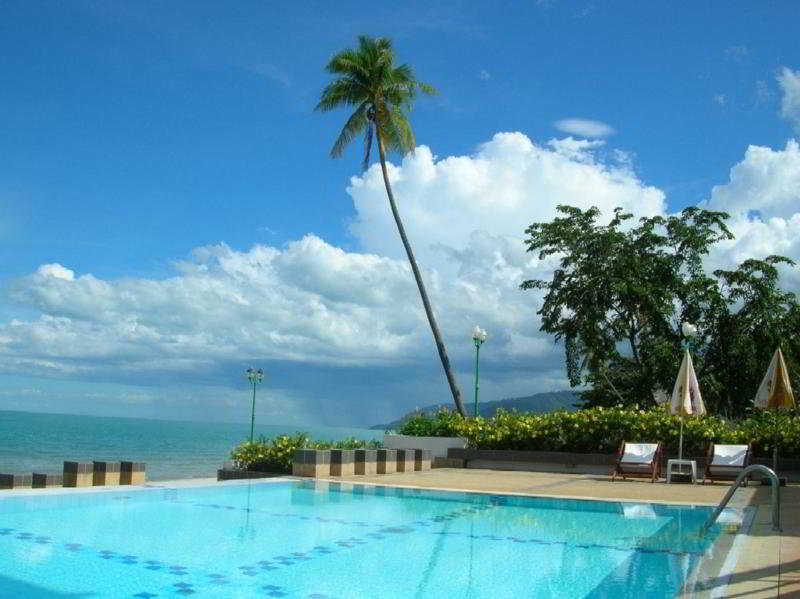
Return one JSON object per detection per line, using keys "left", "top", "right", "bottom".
{"left": 670, "top": 349, "right": 706, "bottom": 460}
{"left": 754, "top": 347, "right": 795, "bottom": 473}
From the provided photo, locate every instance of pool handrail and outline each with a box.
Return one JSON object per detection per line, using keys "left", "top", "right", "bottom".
{"left": 701, "top": 464, "right": 780, "bottom": 535}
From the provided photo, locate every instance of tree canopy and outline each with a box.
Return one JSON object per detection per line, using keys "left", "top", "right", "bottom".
{"left": 315, "top": 35, "right": 436, "bottom": 169}
{"left": 521, "top": 205, "right": 799, "bottom": 417}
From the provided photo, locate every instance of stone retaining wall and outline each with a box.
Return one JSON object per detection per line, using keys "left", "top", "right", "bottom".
{"left": 1, "top": 460, "right": 147, "bottom": 490}
{"left": 445, "top": 448, "right": 800, "bottom": 480}
{"left": 290, "top": 448, "right": 432, "bottom": 479}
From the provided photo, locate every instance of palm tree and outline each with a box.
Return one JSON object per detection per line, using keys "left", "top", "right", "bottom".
{"left": 316, "top": 35, "right": 466, "bottom": 416}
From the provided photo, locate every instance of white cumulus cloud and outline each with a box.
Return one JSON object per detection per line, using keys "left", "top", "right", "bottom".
{"left": 36, "top": 263, "right": 74, "bottom": 280}
{"left": 706, "top": 139, "right": 800, "bottom": 220}
{"left": 347, "top": 132, "right": 663, "bottom": 268}
{"left": 704, "top": 138, "right": 800, "bottom": 289}
{"left": 778, "top": 67, "right": 800, "bottom": 132}
{"left": 553, "top": 118, "right": 615, "bottom": 138}
{"left": 3, "top": 132, "right": 800, "bottom": 423}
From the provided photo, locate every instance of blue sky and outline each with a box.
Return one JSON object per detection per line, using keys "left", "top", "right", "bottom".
{"left": 2, "top": 1, "right": 800, "bottom": 426}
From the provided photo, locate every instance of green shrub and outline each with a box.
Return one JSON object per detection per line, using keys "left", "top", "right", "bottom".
{"left": 230, "top": 433, "right": 382, "bottom": 474}
{"left": 399, "top": 409, "right": 464, "bottom": 437}
{"left": 397, "top": 406, "right": 799, "bottom": 458}
{"left": 729, "top": 410, "right": 800, "bottom": 458}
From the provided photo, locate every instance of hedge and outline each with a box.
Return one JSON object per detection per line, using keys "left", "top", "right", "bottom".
{"left": 230, "top": 433, "right": 382, "bottom": 474}
{"left": 398, "top": 406, "right": 800, "bottom": 459}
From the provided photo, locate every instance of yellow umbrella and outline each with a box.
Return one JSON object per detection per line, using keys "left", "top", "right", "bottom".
{"left": 754, "top": 347, "right": 796, "bottom": 473}
{"left": 670, "top": 349, "right": 706, "bottom": 460}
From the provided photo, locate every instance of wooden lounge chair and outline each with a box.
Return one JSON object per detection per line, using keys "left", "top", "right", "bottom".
{"left": 611, "top": 441, "right": 663, "bottom": 483}
{"left": 703, "top": 444, "right": 751, "bottom": 485}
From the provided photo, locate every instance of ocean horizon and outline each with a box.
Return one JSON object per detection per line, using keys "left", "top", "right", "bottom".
{"left": 0, "top": 409, "right": 381, "bottom": 481}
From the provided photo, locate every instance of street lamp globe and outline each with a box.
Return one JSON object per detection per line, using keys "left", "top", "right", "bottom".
{"left": 471, "top": 326, "right": 488, "bottom": 344}
{"left": 246, "top": 368, "right": 264, "bottom": 384}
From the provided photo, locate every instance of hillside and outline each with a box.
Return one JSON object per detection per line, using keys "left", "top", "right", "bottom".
{"left": 372, "top": 390, "right": 579, "bottom": 431}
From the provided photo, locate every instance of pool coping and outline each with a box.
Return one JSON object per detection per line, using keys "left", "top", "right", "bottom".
{"left": 0, "top": 475, "right": 727, "bottom": 507}
{"left": 308, "top": 475, "right": 725, "bottom": 507}
{"left": 0, "top": 476, "right": 292, "bottom": 498}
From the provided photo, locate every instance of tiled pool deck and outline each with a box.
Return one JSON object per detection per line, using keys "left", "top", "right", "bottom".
{"left": 2, "top": 470, "right": 797, "bottom": 597}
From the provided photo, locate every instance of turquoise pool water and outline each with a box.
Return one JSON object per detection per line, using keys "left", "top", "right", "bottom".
{"left": 0, "top": 480, "right": 736, "bottom": 598}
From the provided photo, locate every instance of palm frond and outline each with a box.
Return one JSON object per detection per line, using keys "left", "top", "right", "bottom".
{"left": 388, "top": 105, "right": 415, "bottom": 152}
{"left": 330, "top": 101, "right": 369, "bottom": 158}
{"left": 326, "top": 48, "right": 370, "bottom": 80}
{"left": 417, "top": 81, "right": 438, "bottom": 96}
{"left": 318, "top": 35, "right": 434, "bottom": 163}
{"left": 360, "top": 36, "right": 394, "bottom": 70}
{"left": 315, "top": 80, "right": 367, "bottom": 112}
{"left": 391, "top": 64, "right": 415, "bottom": 86}
{"left": 375, "top": 104, "right": 412, "bottom": 155}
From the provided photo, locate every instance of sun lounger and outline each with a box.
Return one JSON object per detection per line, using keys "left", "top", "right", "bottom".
{"left": 611, "top": 442, "right": 663, "bottom": 483}
{"left": 703, "top": 444, "right": 751, "bottom": 485}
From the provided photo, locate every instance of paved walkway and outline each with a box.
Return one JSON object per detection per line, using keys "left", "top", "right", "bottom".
{"left": 324, "top": 468, "right": 799, "bottom": 598}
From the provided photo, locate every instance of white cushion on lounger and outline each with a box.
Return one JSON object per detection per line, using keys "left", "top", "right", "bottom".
{"left": 621, "top": 443, "right": 659, "bottom": 464}
{"left": 711, "top": 445, "right": 748, "bottom": 467}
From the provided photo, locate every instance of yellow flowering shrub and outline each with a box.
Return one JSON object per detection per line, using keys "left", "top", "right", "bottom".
{"left": 398, "top": 406, "right": 799, "bottom": 458}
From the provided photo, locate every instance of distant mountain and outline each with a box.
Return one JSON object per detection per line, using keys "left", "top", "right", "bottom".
{"left": 371, "top": 390, "right": 579, "bottom": 431}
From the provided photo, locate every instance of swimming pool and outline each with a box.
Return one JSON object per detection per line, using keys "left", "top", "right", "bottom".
{"left": 0, "top": 480, "right": 746, "bottom": 598}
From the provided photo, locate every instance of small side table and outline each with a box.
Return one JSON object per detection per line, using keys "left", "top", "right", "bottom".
{"left": 666, "top": 459, "right": 697, "bottom": 484}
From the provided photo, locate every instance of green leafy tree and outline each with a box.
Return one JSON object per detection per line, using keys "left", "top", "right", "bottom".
{"left": 521, "top": 205, "right": 798, "bottom": 417}
{"left": 316, "top": 35, "right": 466, "bottom": 416}
{"left": 706, "top": 256, "right": 800, "bottom": 415}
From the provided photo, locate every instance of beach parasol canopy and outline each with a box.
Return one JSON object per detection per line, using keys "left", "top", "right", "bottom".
{"left": 754, "top": 347, "right": 795, "bottom": 411}
{"left": 754, "top": 347, "right": 795, "bottom": 473}
{"left": 670, "top": 349, "right": 706, "bottom": 460}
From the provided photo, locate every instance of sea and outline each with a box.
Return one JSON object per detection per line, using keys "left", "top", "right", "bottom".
{"left": 0, "top": 410, "right": 381, "bottom": 481}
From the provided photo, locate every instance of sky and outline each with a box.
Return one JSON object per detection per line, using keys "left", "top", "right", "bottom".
{"left": 2, "top": 1, "right": 800, "bottom": 426}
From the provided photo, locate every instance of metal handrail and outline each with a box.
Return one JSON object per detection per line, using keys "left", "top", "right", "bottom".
{"left": 701, "top": 464, "right": 780, "bottom": 535}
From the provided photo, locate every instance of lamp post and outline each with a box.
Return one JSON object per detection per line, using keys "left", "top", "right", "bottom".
{"left": 471, "top": 326, "right": 488, "bottom": 417}
{"left": 245, "top": 368, "right": 264, "bottom": 442}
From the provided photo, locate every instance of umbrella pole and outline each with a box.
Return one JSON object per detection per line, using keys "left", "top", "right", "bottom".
{"left": 679, "top": 416, "right": 684, "bottom": 461}
{"left": 773, "top": 412, "right": 779, "bottom": 474}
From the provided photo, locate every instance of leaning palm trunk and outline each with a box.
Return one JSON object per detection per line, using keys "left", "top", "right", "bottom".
{"left": 316, "top": 36, "right": 464, "bottom": 415}
{"left": 377, "top": 134, "right": 466, "bottom": 416}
